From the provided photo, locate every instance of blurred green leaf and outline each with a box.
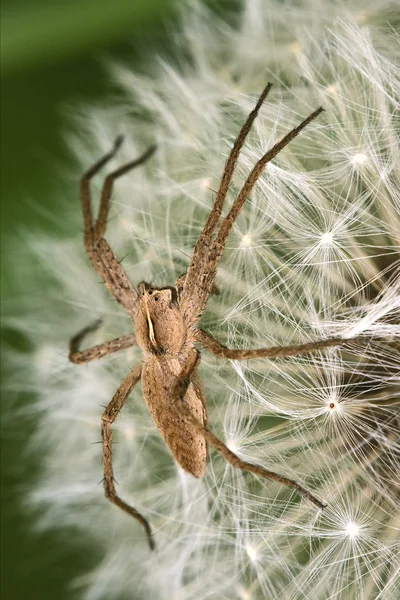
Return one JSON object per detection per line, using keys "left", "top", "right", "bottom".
{"left": 1, "top": 0, "right": 174, "bottom": 76}
{"left": 1, "top": 3, "right": 178, "bottom": 598}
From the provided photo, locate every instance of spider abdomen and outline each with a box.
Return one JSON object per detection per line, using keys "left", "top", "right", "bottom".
{"left": 142, "top": 356, "right": 207, "bottom": 478}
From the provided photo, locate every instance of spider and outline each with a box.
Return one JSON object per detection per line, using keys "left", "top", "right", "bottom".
{"left": 69, "top": 83, "right": 354, "bottom": 550}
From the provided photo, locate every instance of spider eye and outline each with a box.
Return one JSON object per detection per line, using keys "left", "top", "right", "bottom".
{"left": 148, "top": 290, "right": 152, "bottom": 295}
{"left": 154, "top": 296, "right": 159, "bottom": 301}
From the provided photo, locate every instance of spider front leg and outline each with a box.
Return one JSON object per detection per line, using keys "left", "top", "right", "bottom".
{"left": 181, "top": 83, "right": 324, "bottom": 325}
{"left": 69, "top": 320, "right": 137, "bottom": 364}
{"left": 101, "top": 364, "right": 155, "bottom": 550}
{"left": 175, "top": 273, "right": 220, "bottom": 297}
{"left": 80, "top": 137, "right": 156, "bottom": 315}
{"left": 173, "top": 351, "right": 326, "bottom": 510}
{"left": 181, "top": 83, "right": 273, "bottom": 307}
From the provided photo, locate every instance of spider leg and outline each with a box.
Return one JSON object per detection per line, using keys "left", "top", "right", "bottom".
{"left": 210, "top": 107, "right": 324, "bottom": 258}
{"left": 181, "top": 83, "right": 273, "bottom": 308}
{"left": 80, "top": 138, "right": 155, "bottom": 315}
{"left": 187, "top": 107, "right": 324, "bottom": 321}
{"left": 69, "top": 319, "right": 137, "bottom": 364}
{"left": 172, "top": 351, "right": 326, "bottom": 510}
{"left": 180, "top": 83, "right": 324, "bottom": 324}
{"left": 101, "top": 364, "right": 155, "bottom": 550}
{"left": 81, "top": 135, "right": 124, "bottom": 250}
{"left": 93, "top": 145, "right": 156, "bottom": 244}
{"left": 195, "top": 329, "right": 353, "bottom": 360}
{"left": 176, "top": 273, "right": 219, "bottom": 297}
{"left": 89, "top": 238, "right": 138, "bottom": 315}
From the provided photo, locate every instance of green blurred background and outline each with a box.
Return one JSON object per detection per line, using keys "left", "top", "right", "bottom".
{"left": 1, "top": 1, "right": 204, "bottom": 597}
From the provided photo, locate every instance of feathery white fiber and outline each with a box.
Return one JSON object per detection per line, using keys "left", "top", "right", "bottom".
{"left": 5, "top": 1, "right": 400, "bottom": 598}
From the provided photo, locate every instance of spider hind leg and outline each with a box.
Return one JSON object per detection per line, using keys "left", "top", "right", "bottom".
{"left": 172, "top": 351, "right": 326, "bottom": 510}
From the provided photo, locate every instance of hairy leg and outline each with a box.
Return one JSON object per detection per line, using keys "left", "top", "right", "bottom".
{"left": 101, "top": 364, "right": 155, "bottom": 550}
{"left": 176, "top": 273, "right": 219, "bottom": 298}
{"left": 80, "top": 137, "right": 155, "bottom": 315}
{"left": 93, "top": 145, "right": 156, "bottom": 244}
{"left": 69, "top": 320, "right": 136, "bottom": 364}
{"left": 187, "top": 108, "right": 324, "bottom": 323}
{"left": 181, "top": 85, "right": 324, "bottom": 324}
{"left": 181, "top": 83, "right": 273, "bottom": 307}
{"left": 172, "top": 351, "right": 326, "bottom": 510}
{"left": 195, "top": 329, "right": 354, "bottom": 360}
{"left": 81, "top": 136, "right": 124, "bottom": 250}
{"left": 210, "top": 108, "right": 324, "bottom": 255}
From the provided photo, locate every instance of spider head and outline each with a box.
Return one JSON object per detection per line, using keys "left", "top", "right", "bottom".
{"left": 134, "top": 282, "right": 186, "bottom": 354}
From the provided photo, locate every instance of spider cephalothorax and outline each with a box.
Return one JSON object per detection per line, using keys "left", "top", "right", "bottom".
{"left": 135, "top": 283, "right": 187, "bottom": 354}
{"left": 69, "top": 83, "right": 365, "bottom": 550}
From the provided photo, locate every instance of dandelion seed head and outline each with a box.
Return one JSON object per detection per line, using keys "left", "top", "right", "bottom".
{"left": 5, "top": 1, "right": 400, "bottom": 599}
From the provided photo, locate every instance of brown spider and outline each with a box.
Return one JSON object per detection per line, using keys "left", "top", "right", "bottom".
{"left": 69, "top": 83, "right": 354, "bottom": 550}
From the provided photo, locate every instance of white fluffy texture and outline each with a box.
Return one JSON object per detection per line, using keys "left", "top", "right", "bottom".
{"left": 7, "top": 1, "right": 400, "bottom": 599}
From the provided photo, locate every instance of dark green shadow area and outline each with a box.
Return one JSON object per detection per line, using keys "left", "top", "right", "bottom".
{"left": 1, "top": 2, "right": 176, "bottom": 599}
{"left": 2, "top": 0, "right": 175, "bottom": 76}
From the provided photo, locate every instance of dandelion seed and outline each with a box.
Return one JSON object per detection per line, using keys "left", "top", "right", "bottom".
{"left": 226, "top": 438, "right": 240, "bottom": 454}
{"left": 119, "top": 217, "right": 134, "bottom": 231}
{"left": 326, "top": 83, "right": 339, "bottom": 94}
{"left": 327, "top": 399, "right": 340, "bottom": 412}
{"left": 245, "top": 544, "right": 259, "bottom": 563}
{"left": 200, "top": 177, "right": 210, "bottom": 189}
{"left": 320, "top": 231, "right": 334, "bottom": 246}
{"left": 121, "top": 424, "right": 135, "bottom": 441}
{"left": 241, "top": 233, "right": 252, "bottom": 247}
{"left": 289, "top": 41, "right": 301, "bottom": 55}
{"left": 352, "top": 152, "right": 368, "bottom": 166}
{"left": 345, "top": 520, "right": 360, "bottom": 539}
{"left": 238, "top": 587, "right": 252, "bottom": 600}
